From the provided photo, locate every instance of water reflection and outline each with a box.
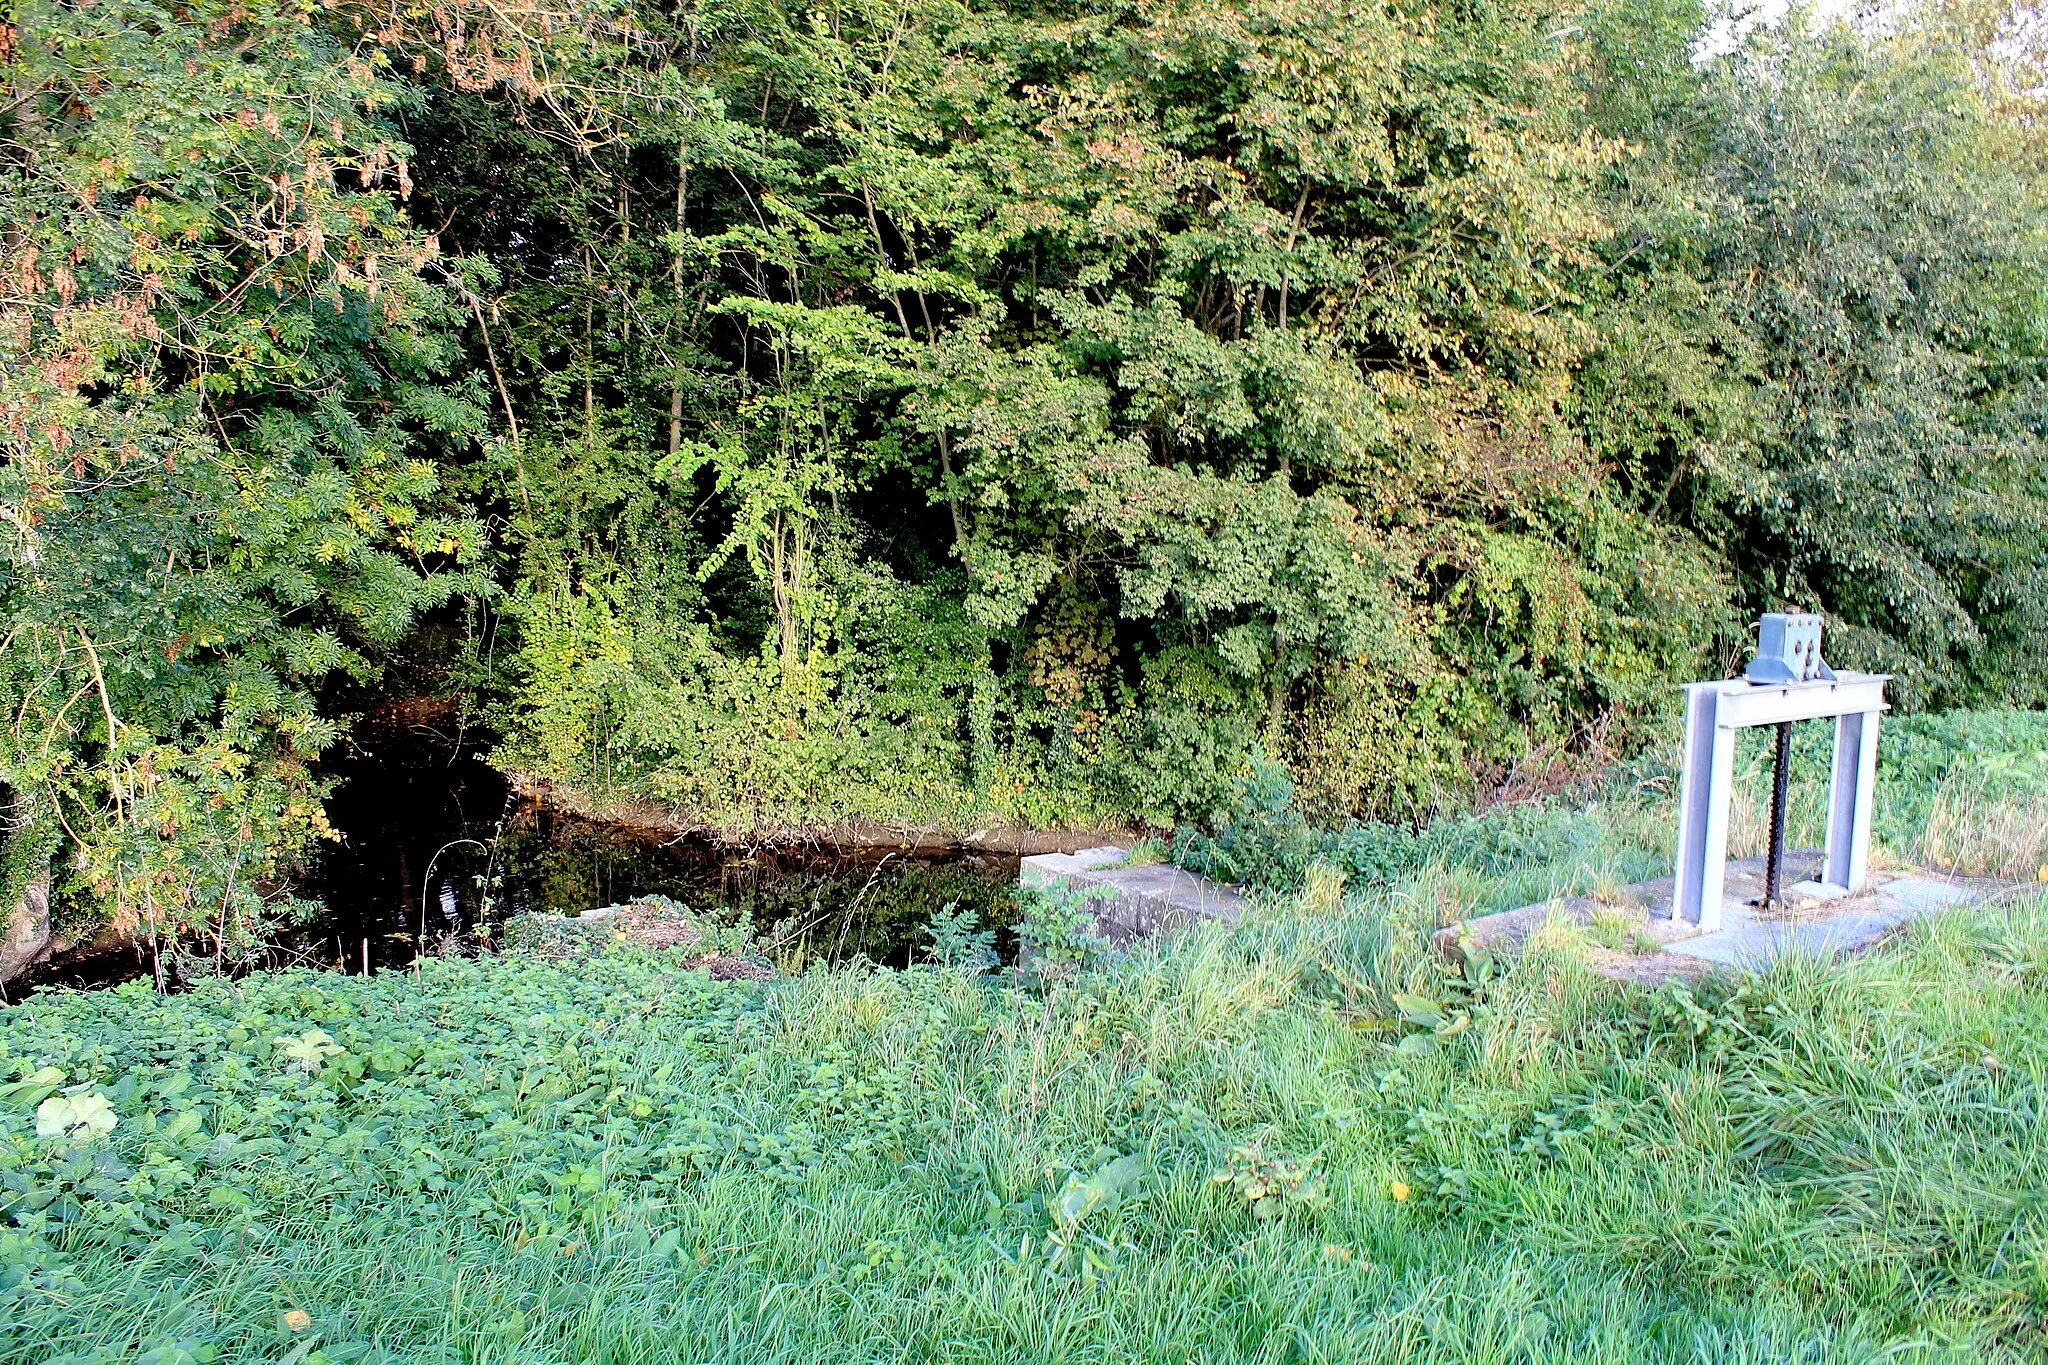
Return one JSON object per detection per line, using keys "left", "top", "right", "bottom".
{"left": 25, "top": 742, "right": 1023, "bottom": 992}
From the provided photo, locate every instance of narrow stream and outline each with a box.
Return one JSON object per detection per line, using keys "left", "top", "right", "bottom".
{"left": 25, "top": 724, "right": 1022, "bottom": 990}
{"left": 310, "top": 748, "right": 1023, "bottom": 971}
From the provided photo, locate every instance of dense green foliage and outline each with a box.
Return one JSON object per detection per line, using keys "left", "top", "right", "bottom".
{"left": 1582, "top": 2, "right": 2048, "bottom": 704}
{"left": 7, "top": 0, "right": 2048, "bottom": 947}
{"left": 0, "top": 0, "right": 492, "bottom": 950}
{"left": 6, "top": 819, "right": 2048, "bottom": 1360}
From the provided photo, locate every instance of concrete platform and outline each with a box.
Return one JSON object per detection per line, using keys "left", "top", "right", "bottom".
{"left": 1661, "top": 876, "right": 1978, "bottom": 967}
{"left": 1437, "top": 854, "right": 2015, "bottom": 982}
{"left": 1020, "top": 847, "right": 1248, "bottom": 943}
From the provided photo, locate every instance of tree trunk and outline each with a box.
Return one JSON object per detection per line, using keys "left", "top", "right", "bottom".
{"left": 1267, "top": 628, "right": 1290, "bottom": 740}
{"left": 583, "top": 246, "right": 596, "bottom": 441}
{"left": 670, "top": 140, "right": 688, "bottom": 458}
{"left": 0, "top": 787, "right": 53, "bottom": 986}
{"left": 771, "top": 512, "right": 794, "bottom": 672}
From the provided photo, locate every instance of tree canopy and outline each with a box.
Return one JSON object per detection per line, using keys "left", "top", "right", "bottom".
{"left": 5, "top": 0, "right": 2046, "bottom": 954}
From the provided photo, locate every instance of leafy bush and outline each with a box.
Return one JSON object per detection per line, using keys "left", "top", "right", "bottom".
{"left": 1013, "top": 881, "right": 1114, "bottom": 983}
{"left": 4, "top": 0, "right": 491, "bottom": 956}
{"left": 1171, "top": 750, "right": 1320, "bottom": 889}
{"left": 1176, "top": 750, "right": 1622, "bottom": 895}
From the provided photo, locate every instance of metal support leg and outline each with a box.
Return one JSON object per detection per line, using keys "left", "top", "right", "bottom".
{"left": 1673, "top": 683, "right": 1737, "bottom": 930}
{"left": 1825, "top": 709, "right": 1880, "bottom": 893}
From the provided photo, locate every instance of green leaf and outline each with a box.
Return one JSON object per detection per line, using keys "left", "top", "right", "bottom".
{"left": 36, "top": 1092, "right": 117, "bottom": 1142}
{"left": 1392, "top": 994, "right": 1447, "bottom": 1028}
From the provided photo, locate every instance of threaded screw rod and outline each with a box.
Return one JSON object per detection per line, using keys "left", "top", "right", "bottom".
{"left": 1764, "top": 721, "right": 1792, "bottom": 910}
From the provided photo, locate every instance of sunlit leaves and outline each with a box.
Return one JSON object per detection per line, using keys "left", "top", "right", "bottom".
{"left": 1, "top": 0, "right": 491, "bottom": 953}
{"left": 35, "top": 1093, "right": 117, "bottom": 1144}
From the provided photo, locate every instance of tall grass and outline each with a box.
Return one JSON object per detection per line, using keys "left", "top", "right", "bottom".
{"left": 1919, "top": 781, "right": 2048, "bottom": 881}
{"left": 7, "top": 875, "right": 2048, "bottom": 1360}
{"left": 4, "top": 708, "right": 2045, "bottom": 1363}
{"left": 1721, "top": 708, "right": 2048, "bottom": 878}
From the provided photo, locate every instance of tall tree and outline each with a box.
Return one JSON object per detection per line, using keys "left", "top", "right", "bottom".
{"left": 1579, "top": 0, "right": 2048, "bottom": 706}
{"left": 0, "top": 0, "right": 497, "bottom": 963}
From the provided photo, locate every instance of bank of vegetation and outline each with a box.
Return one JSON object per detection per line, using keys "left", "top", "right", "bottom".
{"left": 5, "top": 0, "right": 2048, "bottom": 959}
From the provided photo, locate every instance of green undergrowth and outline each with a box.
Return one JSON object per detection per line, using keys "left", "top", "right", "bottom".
{"left": 1173, "top": 750, "right": 1672, "bottom": 902}
{"left": 6, "top": 862, "right": 2048, "bottom": 1361}
{"left": 1178, "top": 709, "right": 2048, "bottom": 899}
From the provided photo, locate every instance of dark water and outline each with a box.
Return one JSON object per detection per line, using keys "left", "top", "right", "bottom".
{"left": 26, "top": 724, "right": 1021, "bottom": 990}
{"left": 308, "top": 750, "right": 1021, "bottom": 971}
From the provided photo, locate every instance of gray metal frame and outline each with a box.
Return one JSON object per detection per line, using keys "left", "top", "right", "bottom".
{"left": 1670, "top": 673, "right": 1888, "bottom": 929}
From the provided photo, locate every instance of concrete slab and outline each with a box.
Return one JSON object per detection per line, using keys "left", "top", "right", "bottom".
{"left": 1880, "top": 877, "right": 1981, "bottom": 914}
{"left": 1021, "top": 847, "right": 1249, "bottom": 943}
{"left": 1439, "top": 855, "right": 2016, "bottom": 981}
{"left": 1663, "top": 902, "right": 1920, "bottom": 967}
